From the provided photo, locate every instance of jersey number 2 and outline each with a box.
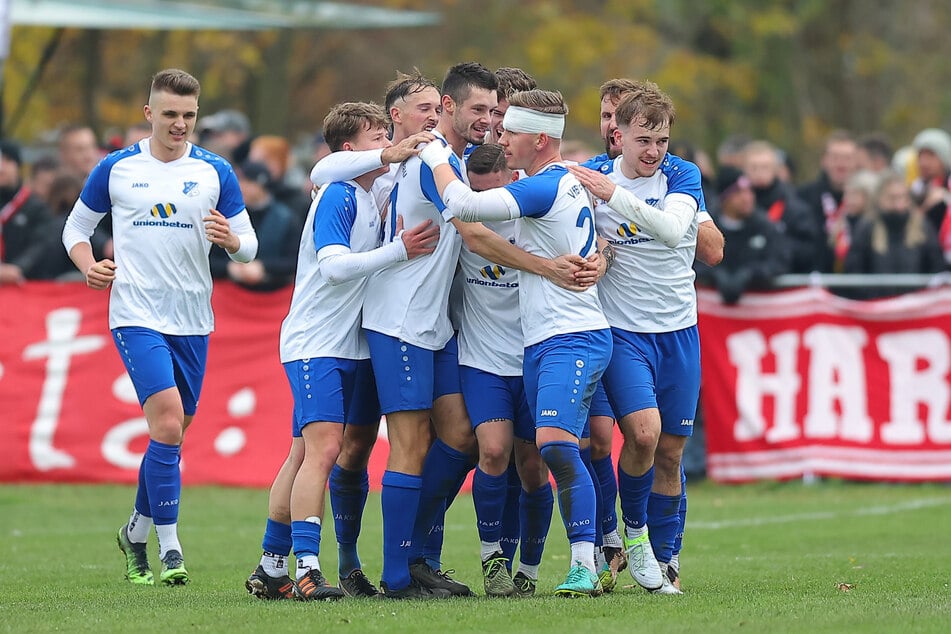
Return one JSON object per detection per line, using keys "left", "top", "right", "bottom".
{"left": 576, "top": 206, "right": 595, "bottom": 257}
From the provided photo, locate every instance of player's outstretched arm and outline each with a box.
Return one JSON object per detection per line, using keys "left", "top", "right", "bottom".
{"left": 318, "top": 214, "right": 437, "bottom": 286}
{"left": 420, "top": 142, "right": 518, "bottom": 222}
{"left": 567, "top": 164, "right": 693, "bottom": 249}
{"left": 309, "top": 133, "right": 437, "bottom": 186}
{"left": 380, "top": 132, "right": 436, "bottom": 164}
{"left": 452, "top": 218, "right": 594, "bottom": 292}
{"left": 310, "top": 150, "right": 384, "bottom": 186}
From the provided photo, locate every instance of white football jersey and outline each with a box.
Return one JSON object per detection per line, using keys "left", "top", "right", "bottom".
{"left": 70, "top": 139, "right": 246, "bottom": 334}
{"left": 584, "top": 153, "right": 703, "bottom": 333}
{"left": 280, "top": 181, "right": 384, "bottom": 363}
{"left": 502, "top": 163, "right": 609, "bottom": 346}
{"left": 456, "top": 220, "right": 523, "bottom": 376}
{"left": 362, "top": 132, "right": 463, "bottom": 350}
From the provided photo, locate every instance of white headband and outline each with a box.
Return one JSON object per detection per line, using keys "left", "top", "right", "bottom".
{"left": 502, "top": 106, "right": 565, "bottom": 139}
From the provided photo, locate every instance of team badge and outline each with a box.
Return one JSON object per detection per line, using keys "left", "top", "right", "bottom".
{"left": 183, "top": 181, "right": 199, "bottom": 196}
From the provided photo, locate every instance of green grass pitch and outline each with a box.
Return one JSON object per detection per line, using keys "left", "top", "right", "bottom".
{"left": 2, "top": 480, "right": 950, "bottom": 633}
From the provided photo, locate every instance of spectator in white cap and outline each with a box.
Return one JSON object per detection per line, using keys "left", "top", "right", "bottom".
{"left": 910, "top": 127, "right": 951, "bottom": 238}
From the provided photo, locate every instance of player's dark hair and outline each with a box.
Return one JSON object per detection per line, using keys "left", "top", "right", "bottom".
{"left": 467, "top": 143, "right": 508, "bottom": 176}
{"left": 441, "top": 62, "right": 498, "bottom": 106}
{"left": 384, "top": 68, "right": 439, "bottom": 117}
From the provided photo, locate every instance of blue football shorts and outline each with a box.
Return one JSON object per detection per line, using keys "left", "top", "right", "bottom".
{"left": 283, "top": 357, "right": 380, "bottom": 437}
{"left": 523, "top": 329, "right": 613, "bottom": 438}
{"left": 601, "top": 325, "right": 701, "bottom": 437}
{"left": 112, "top": 326, "right": 207, "bottom": 415}
{"left": 460, "top": 365, "right": 535, "bottom": 441}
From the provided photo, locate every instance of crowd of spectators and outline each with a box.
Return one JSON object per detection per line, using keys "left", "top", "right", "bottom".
{"left": 3, "top": 113, "right": 950, "bottom": 301}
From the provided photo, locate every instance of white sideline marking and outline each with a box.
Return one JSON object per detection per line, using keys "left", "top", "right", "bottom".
{"left": 689, "top": 497, "right": 951, "bottom": 530}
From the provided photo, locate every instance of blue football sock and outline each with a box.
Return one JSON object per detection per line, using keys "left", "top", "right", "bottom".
{"left": 291, "top": 519, "right": 322, "bottom": 559}
{"left": 381, "top": 470, "right": 422, "bottom": 591}
{"left": 329, "top": 464, "right": 369, "bottom": 575}
{"left": 540, "top": 441, "right": 596, "bottom": 545}
{"left": 420, "top": 502, "right": 446, "bottom": 570}
{"left": 592, "top": 455, "right": 619, "bottom": 538}
{"left": 144, "top": 440, "right": 181, "bottom": 526}
{"left": 420, "top": 458, "right": 474, "bottom": 569}
{"left": 580, "top": 445, "right": 604, "bottom": 547}
{"left": 445, "top": 457, "right": 474, "bottom": 510}
{"left": 674, "top": 465, "right": 687, "bottom": 556}
{"left": 261, "top": 518, "right": 292, "bottom": 557}
{"left": 134, "top": 458, "right": 150, "bottom": 517}
{"left": 647, "top": 491, "right": 682, "bottom": 564}
{"left": 412, "top": 439, "right": 471, "bottom": 564}
{"left": 499, "top": 464, "right": 521, "bottom": 568}
{"left": 472, "top": 466, "right": 508, "bottom": 546}
{"left": 618, "top": 465, "right": 653, "bottom": 529}
{"left": 518, "top": 482, "right": 553, "bottom": 567}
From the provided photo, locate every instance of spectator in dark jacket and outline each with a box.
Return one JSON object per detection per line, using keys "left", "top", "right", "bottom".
{"left": 797, "top": 130, "right": 859, "bottom": 272}
{"left": 695, "top": 166, "right": 790, "bottom": 304}
{"left": 27, "top": 170, "right": 91, "bottom": 280}
{"left": 210, "top": 161, "right": 299, "bottom": 292}
{"left": 743, "top": 140, "right": 817, "bottom": 273}
{"left": 0, "top": 140, "right": 54, "bottom": 285}
{"left": 844, "top": 170, "right": 945, "bottom": 299}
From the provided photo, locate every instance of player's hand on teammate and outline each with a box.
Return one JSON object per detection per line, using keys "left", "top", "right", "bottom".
{"left": 418, "top": 140, "right": 454, "bottom": 169}
{"left": 548, "top": 253, "right": 599, "bottom": 292}
{"left": 586, "top": 250, "right": 609, "bottom": 283}
{"left": 84, "top": 259, "right": 116, "bottom": 290}
{"left": 204, "top": 208, "right": 240, "bottom": 253}
{"left": 381, "top": 132, "right": 437, "bottom": 164}
{"left": 567, "top": 164, "right": 617, "bottom": 202}
{"left": 396, "top": 214, "right": 440, "bottom": 259}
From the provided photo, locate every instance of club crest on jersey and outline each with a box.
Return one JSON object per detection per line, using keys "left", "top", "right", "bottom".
{"left": 617, "top": 222, "right": 638, "bottom": 238}
{"left": 480, "top": 264, "right": 506, "bottom": 280}
{"left": 151, "top": 203, "right": 177, "bottom": 219}
{"left": 183, "top": 181, "right": 199, "bottom": 196}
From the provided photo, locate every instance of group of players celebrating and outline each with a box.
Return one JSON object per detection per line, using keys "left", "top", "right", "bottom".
{"left": 70, "top": 63, "right": 723, "bottom": 601}
{"left": 246, "top": 61, "right": 724, "bottom": 601}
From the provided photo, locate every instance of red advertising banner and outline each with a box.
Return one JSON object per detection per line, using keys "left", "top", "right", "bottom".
{"left": 0, "top": 281, "right": 386, "bottom": 487}
{"left": 4, "top": 283, "right": 951, "bottom": 486}
{"left": 698, "top": 286, "right": 951, "bottom": 482}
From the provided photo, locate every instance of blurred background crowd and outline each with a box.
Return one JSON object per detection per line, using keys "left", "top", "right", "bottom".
{"left": 3, "top": 0, "right": 951, "bottom": 299}
{"left": 3, "top": 113, "right": 949, "bottom": 301}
